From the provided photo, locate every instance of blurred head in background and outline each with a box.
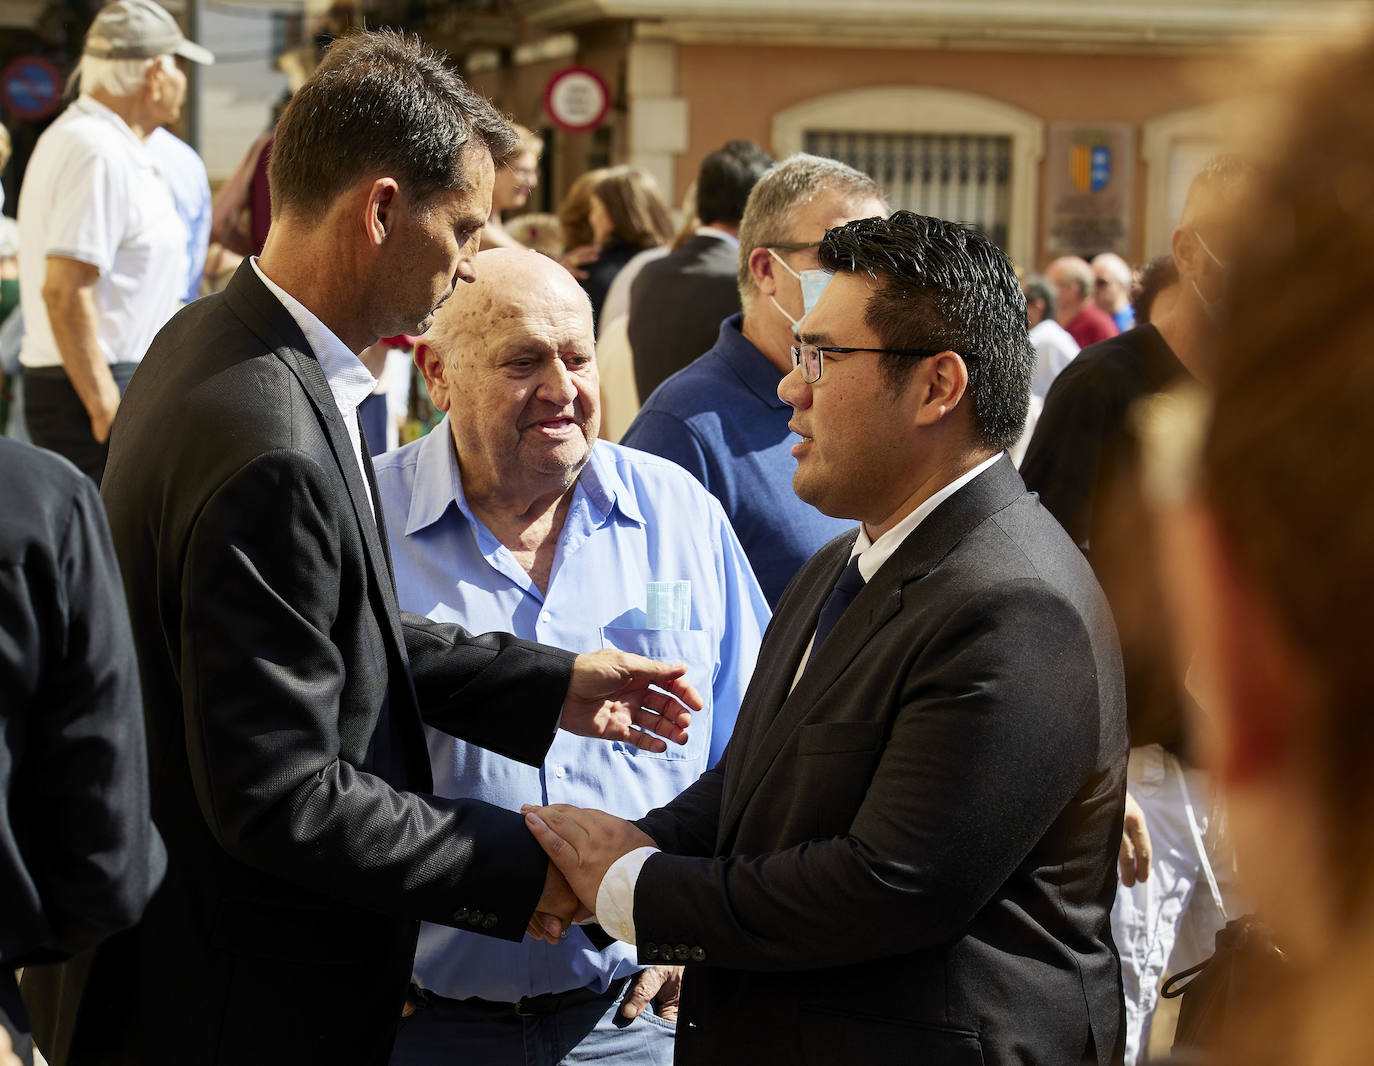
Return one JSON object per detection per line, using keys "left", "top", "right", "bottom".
{"left": 587, "top": 166, "right": 674, "bottom": 250}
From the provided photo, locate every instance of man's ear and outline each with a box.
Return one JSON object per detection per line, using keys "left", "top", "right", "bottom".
{"left": 747, "top": 246, "right": 778, "bottom": 298}
{"left": 414, "top": 342, "right": 452, "bottom": 413}
{"left": 1171, "top": 225, "right": 1202, "bottom": 285}
{"left": 911, "top": 351, "right": 970, "bottom": 428}
{"left": 365, "top": 178, "right": 402, "bottom": 248}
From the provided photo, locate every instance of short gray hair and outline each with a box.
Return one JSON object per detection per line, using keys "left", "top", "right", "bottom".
{"left": 736, "top": 153, "right": 888, "bottom": 306}
{"left": 75, "top": 53, "right": 167, "bottom": 97}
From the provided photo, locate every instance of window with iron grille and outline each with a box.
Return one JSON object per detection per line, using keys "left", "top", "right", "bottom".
{"left": 802, "top": 131, "right": 1013, "bottom": 251}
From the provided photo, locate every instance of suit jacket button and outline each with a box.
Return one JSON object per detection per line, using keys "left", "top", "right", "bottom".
{"left": 674, "top": 943, "right": 690, "bottom": 961}
{"left": 469, "top": 910, "right": 484, "bottom": 925}
{"left": 483, "top": 914, "right": 498, "bottom": 930}
{"left": 452, "top": 907, "right": 468, "bottom": 922}
{"left": 690, "top": 946, "right": 706, "bottom": 962}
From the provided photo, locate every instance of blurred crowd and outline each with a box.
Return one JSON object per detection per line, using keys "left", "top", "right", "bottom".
{"left": 3, "top": 3, "right": 1372, "bottom": 1066}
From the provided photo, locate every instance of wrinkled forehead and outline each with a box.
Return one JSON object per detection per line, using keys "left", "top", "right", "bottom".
{"left": 450, "top": 267, "right": 593, "bottom": 356}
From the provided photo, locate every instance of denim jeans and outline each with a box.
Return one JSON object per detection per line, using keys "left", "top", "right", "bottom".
{"left": 389, "top": 978, "right": 676, "bottom": 1066}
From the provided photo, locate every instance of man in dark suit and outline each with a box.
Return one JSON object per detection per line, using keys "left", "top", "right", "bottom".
{"left": 21, "top": 32, "right": 697, "bottom": 1066}
{"left": 629, "top": 140, "right": 772, "bottom": 401}
{"left": 0, "top": 439, "right": 165, "bottom": 1066}
{"left": 528, "top": 212, "right": 1129, "bottom": 1065}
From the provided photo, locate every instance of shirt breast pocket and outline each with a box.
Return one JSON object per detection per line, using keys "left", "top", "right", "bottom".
{"left": 599, "top": 625, "right": 713, "bottom": 761}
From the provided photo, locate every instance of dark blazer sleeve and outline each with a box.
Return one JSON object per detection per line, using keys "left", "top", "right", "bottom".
{"left": 402, "top": 615, "right": 571, "bottom": 765}
{"left": 3, "top": 474, "right": 165, "bottom": 965}
{"left": 632, "top": 579, "right": 1104, "bottom": 971}
{"left": 178, "top": 449, "right": 552, "bottom": 930}
{"left": 635, "top": 762, "right": 726, "bottom": 858}
{"left": 1020, "top": 366, "right": 1109, "bottom": 550}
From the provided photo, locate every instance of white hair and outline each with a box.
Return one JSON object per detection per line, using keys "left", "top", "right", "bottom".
{"left": 74, "top": 53, "right": 170, "bottom": 98}
{"left": 736, "top": 153, "right": 889, "bottom": 307}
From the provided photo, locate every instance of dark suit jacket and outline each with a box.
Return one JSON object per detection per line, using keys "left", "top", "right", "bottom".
{"left": 1, "top": 440, "right": 164, "bottom": 1066}
{"left": 635, "top": 457, "right": 1128, "bottom": 1066}
{"left": 629, "top": 233, "right": 740, "bottom": 402}
{"left": 22, "top": 262, "right": 577, "bottom": 1066}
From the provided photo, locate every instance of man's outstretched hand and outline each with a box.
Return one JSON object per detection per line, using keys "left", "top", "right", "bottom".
{"left": 523, "top": 804, "right": 655, "bottom": 915}
{"left": 560, "top": 650, "right": 701, "bottom": 753}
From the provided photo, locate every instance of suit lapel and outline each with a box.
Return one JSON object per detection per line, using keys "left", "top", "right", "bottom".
{"left": 717, "top": 456, "right": 1029, "bottom": 846}
{"left": 221, "top": 262, "right": 410, "bottom": 668}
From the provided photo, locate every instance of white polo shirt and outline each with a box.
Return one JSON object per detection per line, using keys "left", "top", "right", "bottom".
{"left": 18, "top": 96, "right": 186, "bottom": 369}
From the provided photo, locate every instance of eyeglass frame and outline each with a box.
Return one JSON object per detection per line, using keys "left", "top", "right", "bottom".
{"left": 762, "top": 240, "right": 822, "bottom": 253}
{"left": 789, "top": 342, "right": 977, "bottom": 384}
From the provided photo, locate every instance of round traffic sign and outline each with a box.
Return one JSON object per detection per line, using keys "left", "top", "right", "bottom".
{"left": 544, "top": 66, "right": 610, "bottom": 134}
{"left": 2, "top": 56, "right": 63, "bottom": 121}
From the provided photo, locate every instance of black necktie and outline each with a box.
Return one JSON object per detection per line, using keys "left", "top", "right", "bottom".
{"left": 807, "top": 556, "right": 865, "bottom": 667}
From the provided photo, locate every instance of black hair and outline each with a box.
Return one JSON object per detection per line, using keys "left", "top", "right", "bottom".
{"left": 819, "top": 211, "right": 1033, "bottom": 450}
{"left": 695, "top": 140, "right": 774, "bottom": 227}
{"left": 269, "top": 30, "right": 517, "bottom": 219}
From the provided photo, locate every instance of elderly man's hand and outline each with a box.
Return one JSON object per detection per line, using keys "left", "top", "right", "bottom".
{"left": 621, "top": 965, "right": 682, "bottom": 1021}
{"left": 560, "top": 650, "right": 700, "bottom": 753}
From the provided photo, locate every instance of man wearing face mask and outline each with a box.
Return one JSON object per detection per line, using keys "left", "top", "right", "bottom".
{"left": 1020, "top": 154, "right": 1255, "bottom": 1065}
{"left": 622, "top": 155, "right": 888, "bottom": 606}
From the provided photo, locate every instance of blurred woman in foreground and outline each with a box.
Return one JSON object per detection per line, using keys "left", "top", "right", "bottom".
{"left": 1144, "top": 33, "right": 1374, "bottom": 1066}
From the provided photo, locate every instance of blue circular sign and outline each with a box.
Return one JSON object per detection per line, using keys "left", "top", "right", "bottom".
{"left": 3, "top": 57, "right": 63, "bottom": 121}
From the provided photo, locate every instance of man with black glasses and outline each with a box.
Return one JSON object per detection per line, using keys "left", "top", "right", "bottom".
{"left": 528, "top": 212, "right": 1130, "bottom": 1066}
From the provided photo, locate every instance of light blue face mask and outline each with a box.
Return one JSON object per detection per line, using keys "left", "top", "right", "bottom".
{"left": 768, "top": 249, "right": 833, "bottom": 326}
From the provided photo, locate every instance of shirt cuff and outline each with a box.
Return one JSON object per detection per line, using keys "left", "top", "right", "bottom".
{"left": 595, "top": 845, "right": 658, "bottom": 945}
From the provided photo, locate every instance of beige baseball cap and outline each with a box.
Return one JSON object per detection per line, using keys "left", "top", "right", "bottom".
{"left": 83, "top": 0, "right": 215, "bottom": 65}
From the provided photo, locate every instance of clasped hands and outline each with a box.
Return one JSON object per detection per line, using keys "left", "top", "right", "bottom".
{"left": 524, "top": 648, "right": 696, "bottom": 943}
{"left": 524, "top": 804, "right": 655, "bottom": 943}
{"left": 523, "top": 805, "right": 674, "bottom": 1023}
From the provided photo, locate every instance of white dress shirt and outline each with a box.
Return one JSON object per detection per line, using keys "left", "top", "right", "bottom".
{"left": 250, "top": 258, "right": 377, "bottom": 515}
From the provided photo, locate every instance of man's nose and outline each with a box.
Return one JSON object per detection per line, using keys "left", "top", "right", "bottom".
{"left": 777, "top": 363, "right": 810, "bottom": 409}
{"left": 539, "top": 360, "right": 578, "bottom": 404}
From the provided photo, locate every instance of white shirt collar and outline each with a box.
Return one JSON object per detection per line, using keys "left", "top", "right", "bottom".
{"left": 695, "top": 225, "right": 740, "bottom": 248}
{"left": 850, "top": 452, "right": 1004, "bottom": 582}
{"left": 249, "top": 257, "right": 376, "bottom": 419}
{"left": 71, "top": 95, "right": 156, "bottom": 160}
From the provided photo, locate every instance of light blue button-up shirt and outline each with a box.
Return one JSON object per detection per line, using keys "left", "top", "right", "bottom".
{"left": 374, "top": 420, "right": 770, "bottom": 1001}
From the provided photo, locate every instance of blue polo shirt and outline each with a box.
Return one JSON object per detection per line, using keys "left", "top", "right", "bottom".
{"left": 621, "top": 314, "right": 856, "bottom": 607}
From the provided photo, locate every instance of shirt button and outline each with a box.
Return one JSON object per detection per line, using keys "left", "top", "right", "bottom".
{"left": 540, "top": 610, "right": 552, "bottom": 622}
{"left": 554, "top": 766, "right": 566, "bottom": 779}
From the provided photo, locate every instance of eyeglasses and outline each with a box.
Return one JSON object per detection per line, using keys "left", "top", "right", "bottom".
{"left": 790, "top": 343, "right": 972, "bottom": 384}
{"left": 764, "top": 241, "right": 822, "bottom": 253}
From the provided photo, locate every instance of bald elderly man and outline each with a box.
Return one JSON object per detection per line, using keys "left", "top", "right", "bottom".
{"left": 374, "top": 248, "right": 769, "bottom": 1066}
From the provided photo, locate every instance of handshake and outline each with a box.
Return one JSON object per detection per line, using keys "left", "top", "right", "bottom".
{"left": 522, "top": 803, "right": 656, "bottom": 945}
{"left": 521, "top": 646, "right": 702, "bottom": 946}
